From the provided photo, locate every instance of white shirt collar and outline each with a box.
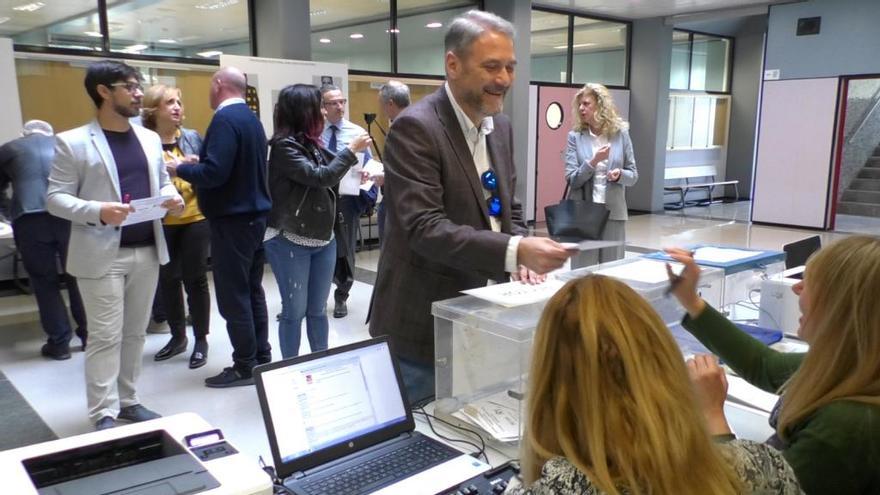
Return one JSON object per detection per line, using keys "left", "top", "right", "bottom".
{"left": 444, "top": 83, "right": 494, "bottom": 144}
{"left": 216, "top": 97, "right": 246, "bottom": 112}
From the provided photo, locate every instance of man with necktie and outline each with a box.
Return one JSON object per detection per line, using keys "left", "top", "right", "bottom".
{"left": 320, "top": 85, "right": 375, "bottom": 319}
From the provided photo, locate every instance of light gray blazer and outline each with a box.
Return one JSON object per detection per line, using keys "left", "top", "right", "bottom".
{"left": 47, "top": 120, "right": 180, "bottom": 279}
{"left": 564, "top": 128, "right": 638, "bottom": 221}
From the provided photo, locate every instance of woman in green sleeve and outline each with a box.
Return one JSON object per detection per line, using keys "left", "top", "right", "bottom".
{"left": 665, "top": 236, "right": 880, "bottom": 494}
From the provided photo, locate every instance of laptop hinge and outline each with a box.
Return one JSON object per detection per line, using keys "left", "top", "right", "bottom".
{"left": 300, "top": 432, "right": 414, "bottom": 478}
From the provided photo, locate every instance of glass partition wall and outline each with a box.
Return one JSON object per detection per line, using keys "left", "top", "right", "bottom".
{"left": 4, "top": 0, "right": 251, "bottom": 62}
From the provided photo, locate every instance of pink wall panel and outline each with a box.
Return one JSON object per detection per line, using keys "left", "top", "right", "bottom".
{"left": 533, "top": 87, "right": 629, "bottom": 222}
{"left": 535, "top": 86, "right": 579, "bottom": 222}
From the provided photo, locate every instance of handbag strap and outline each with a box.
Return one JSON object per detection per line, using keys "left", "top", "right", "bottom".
{"left": 561, "top": 181, "right": 570, "bottom": 201}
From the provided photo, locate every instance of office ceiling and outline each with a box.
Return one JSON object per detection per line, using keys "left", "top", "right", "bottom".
{"left": 533, "top": 0, "right": 790, "bottom": 19}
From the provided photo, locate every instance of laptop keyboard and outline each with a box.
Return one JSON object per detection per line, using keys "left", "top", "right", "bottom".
{"left": 299, "top": 436, "right": 455, "bottom": 495}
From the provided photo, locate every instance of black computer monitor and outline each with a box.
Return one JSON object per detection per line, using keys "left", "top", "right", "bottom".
{"left": 783, "top": 235, "right": 821, "bottom": 269}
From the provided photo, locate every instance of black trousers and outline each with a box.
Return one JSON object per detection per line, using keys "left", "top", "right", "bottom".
{"left": 13, "top": 212, "right": 87, "bottom": 346}
{"left": 159, "top": 220, "right": 211, "bottom": 340}
{"left": 333, "top": 195, "right": 361, "bottom": 302}
{"left": 208, "top": 213, "right": 270, "bottom": 373}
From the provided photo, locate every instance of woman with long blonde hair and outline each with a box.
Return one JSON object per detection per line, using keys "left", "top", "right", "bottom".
{"left": 564, "top": 83, "right": 637, "bottom": 266}
{"left": 514, "top": 275, "right": 801, "bottom": 494}
{"left": 667, "top": 235, "right": 880, "bottom": 494}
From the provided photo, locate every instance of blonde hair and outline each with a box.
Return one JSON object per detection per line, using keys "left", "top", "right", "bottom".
{"left": 778, "top": 235, "right": 880, "bottom": 438}
{"left": 572, "top": 83, "right": 628, "bottom": 136}
{"left": 521, "top": 275, "right": 741, "bottom": 494}
{"left": 141, "top": 84, "right": 183, "bottom": 131}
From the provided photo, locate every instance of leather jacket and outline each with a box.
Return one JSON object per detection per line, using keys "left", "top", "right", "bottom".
{"left": 267, "top": 136, "right": 358, "bottom": 242}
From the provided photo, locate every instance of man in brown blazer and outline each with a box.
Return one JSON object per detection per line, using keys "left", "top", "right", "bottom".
{"left": 369, "top": 10, "right": 572, "bottom": 405}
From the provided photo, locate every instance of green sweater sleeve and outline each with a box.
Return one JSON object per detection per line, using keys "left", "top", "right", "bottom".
{"left": 781, "top": 402, "right": 880, "bottom": 494}
{"left": 681, "top": 304, "right": 804, "bottom": 393}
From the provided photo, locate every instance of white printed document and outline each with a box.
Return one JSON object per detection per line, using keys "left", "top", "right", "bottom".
{"left": 693, "top": 246, "right": 759, "bottom": 264}
{"left": 121, "top": 195, "right": 174, "bottom": 226}
{"left": 462, "top": 278, "right": 566, "bottom": 308}
{"left": 595, "top": 258, "right": 683, "bottom": 285}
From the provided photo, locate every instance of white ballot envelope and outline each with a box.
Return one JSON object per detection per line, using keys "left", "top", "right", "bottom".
{"left": 121, "top": 195, "right": 174, "bottom": 226}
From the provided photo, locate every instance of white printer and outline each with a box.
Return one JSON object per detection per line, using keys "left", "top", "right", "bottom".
{"left": 0, "top": 412, "right": 272, "bottom": 495}
{"left": 759, "top": 267, "right": 803, "bottom": 337}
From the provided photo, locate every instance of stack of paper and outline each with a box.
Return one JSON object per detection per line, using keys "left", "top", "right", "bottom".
{"left": 451, "top": 390, "right": 522, "bottom": 443}
{"left": 692, "top": 246, "right": 760, "bottom": 264}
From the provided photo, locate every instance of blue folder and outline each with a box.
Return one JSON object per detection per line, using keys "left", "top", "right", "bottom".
{"left": 669, "top": 322, "right": 783, "bottom": 357}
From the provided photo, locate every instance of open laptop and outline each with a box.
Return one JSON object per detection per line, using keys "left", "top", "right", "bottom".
{"left": 254, "top": 336, "right": 490, "bottom": 495}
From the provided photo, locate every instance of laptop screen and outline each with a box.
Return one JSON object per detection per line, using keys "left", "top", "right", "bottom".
{"left": 257, "top": 339, "right": 409, "bottom": 468}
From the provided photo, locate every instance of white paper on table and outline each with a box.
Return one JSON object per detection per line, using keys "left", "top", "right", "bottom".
{"left": 595, "top": 258, "right": 683, "bottom": 284}
{"left": 693, "top": 246, "right": 760, "bottom": 264}
{"left": 121, "top": 195, "right": 174, "bottom": 226}
{"left": 726, "top": 375, "right": 780, "bottom": 413}
{"left": 461, "top": 278, "right": 566, "bottom": 308}
{"left": 452, "top": 390, "right": 522, "bottom": 442}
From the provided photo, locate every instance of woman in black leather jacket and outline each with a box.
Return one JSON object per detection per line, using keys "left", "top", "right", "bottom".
{"left": 264, "top": 84, "right": 371, "bottom": 358}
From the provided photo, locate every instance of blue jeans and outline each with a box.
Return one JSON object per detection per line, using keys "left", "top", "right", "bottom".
{"left": 265, "top": 235, "right": 336, "bottom": 358}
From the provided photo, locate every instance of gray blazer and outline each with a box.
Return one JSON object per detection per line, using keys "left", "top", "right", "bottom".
{"left": 178, "top": 127, "right": 203, "bottom": 157}
{"left": 47, "top": 120, "right": 180, "bottom": 279}
{"left": 564, "top": 128, "right": 638, "bottom": 221}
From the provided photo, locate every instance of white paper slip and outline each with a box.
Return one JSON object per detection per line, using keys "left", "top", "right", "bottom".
{"left": 339, "top": 164, "right": 364, "bottom": 196}
{"left": 121, "top": 195, "right": 174, "bottom": 226}
{"left": 461, "top": 278, "right": 566, "bottom": 308}
{"left": 363, "top": 158, "right": 384, "bottom": 177}
{"left": 693, "top": 246, "right": 760, "bottom": 264}
{"left": 560, "top": 240, "right": 623, "bottom": 251}
{"left": 595, "top": 258, "right": 682, "bottom": 285}
{"left": 726, "top": 375, "right": 780, "bottom": 413}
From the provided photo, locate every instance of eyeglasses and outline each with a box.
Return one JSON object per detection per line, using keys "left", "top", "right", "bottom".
{"left": 481, "top": 170, "right": 502, "bottom": 217}
{"left": 110, "top": 82, "right": 143, "bottom": 93}
{"left": 322, "top": 98, "right": 347, "bottom": 107}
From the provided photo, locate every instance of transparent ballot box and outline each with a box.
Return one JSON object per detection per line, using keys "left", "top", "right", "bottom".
{"left": 431, "top": 257, "right": 725, "bottom": 447}
{"left": 643, "top": 246, "right": 785, "bottom": 311}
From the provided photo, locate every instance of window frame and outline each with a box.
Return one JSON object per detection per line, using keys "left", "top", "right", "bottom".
{"left": 529, "top": 5, "right": 631, "bottom": 90}
{"left": 8, "top": 0, "right": 259, "bottom": 66}
{"left": 671, "top": 28, "right": 734, "bottom": 95}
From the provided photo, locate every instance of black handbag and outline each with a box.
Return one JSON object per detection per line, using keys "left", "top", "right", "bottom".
{"left": 544, "top": 183, "right": 610, "bottom": 241}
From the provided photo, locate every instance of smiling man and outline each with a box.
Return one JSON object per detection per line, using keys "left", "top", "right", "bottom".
{"left": 369, "top": 10, "right": 572, "bottom": 405}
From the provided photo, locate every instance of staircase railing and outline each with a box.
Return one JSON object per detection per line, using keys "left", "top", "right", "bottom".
{"left": 848, "top": 83, "right": 880, "bottom": 144}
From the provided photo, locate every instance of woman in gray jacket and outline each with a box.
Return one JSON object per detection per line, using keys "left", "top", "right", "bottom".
{"left": 564, "top": 83, "right": 637, "bottom": 265}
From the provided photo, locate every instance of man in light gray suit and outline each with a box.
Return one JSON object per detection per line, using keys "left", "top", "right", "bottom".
{"left": 47, "top": 60, "right": 183, "bottom": 430}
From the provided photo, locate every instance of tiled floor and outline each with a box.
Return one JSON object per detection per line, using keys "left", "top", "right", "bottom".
{"left": 0, "top": 210, "right": 865, "bottom": 463}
